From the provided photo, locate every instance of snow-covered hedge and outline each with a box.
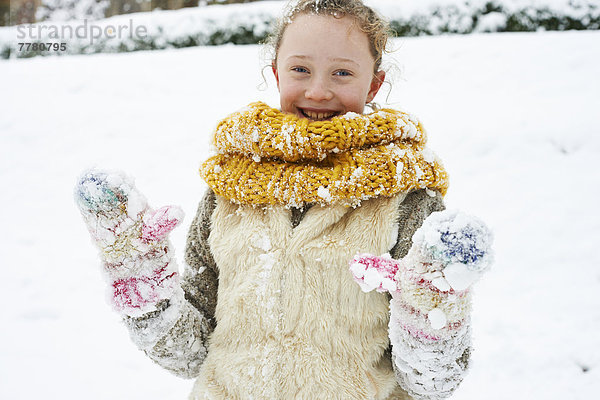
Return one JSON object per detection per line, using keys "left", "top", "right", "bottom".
{"left": 388, "top": 0, "right": 600, "bottom": 36}
{"left": 1, "top": 0, "right": 599, "bottom": 59}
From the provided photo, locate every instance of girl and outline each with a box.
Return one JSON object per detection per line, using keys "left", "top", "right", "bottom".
{"left": 76, "top": 1, "right": 492, "bottom": 399}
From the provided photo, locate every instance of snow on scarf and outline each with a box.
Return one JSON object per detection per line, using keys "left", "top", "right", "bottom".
{"left": 200, "top": 102, "right": 449, "bottom": 207}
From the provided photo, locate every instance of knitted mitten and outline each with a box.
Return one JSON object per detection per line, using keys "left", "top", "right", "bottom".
{"left": 350, "top": 210, "right": 493, "bottom": 399}
{"left": 75, "top": 170, "right": 184, "bottom": 317}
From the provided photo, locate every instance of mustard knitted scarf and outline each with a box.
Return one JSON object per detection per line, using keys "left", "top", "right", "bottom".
{"left": 200, "top": 102, "right": 449, "bottom": 207}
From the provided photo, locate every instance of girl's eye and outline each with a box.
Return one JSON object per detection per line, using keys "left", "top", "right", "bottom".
{"left": 292, "top": 67, "right": 309, "bottom": 73}
{"left": 334, "top": 70, "right": 352, "bottom": 77}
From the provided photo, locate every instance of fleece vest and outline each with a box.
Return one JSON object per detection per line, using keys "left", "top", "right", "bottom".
{"left": 190, "top": 193, "right": 410, "bottom": 400}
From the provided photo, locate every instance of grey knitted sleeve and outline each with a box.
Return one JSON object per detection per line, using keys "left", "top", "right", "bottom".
{"left": 182, "top": 188, "right": 219, "bottom": 328}
{"left": 389, "top": 189, "right": 445, "bottom": 260}
{"left": 122, "top": 189, "right": 219, "bottom": 379}
{"left": 388, "top": 189, "right": 472, "bottom": 399}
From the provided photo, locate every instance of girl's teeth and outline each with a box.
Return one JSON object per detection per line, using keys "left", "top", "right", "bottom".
{"left": 304, "top": 110, "right": 335, "bottom": 120}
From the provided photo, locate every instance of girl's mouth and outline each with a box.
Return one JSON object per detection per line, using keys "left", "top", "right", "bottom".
{"left": 299, "top": 108, "right": 340, "bottom": 121}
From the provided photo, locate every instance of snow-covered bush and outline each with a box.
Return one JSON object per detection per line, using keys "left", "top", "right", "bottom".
{"left": 36, "top": 0, "right": 109, "bottom": 21}
{"left": 388, "top": 0, "right": 600, "bottom": 35}
{"left": 1, "top": 0, "right": 599, "bottom": 59}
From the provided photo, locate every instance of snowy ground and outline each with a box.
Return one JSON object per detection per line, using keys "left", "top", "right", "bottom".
{"left": 1, "top": 30, "right": 599, "bottom": 399}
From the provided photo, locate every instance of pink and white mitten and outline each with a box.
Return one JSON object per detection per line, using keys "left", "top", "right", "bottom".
{"left": 350, "top": 210, "right": 493, "bottom": 399}
{"left": 75, "top": 169, "right": 184, "bottom": 317}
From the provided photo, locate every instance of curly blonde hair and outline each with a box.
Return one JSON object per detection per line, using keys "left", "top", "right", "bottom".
{"left": 267, "top": 0, "right": 392, "bottom": 72}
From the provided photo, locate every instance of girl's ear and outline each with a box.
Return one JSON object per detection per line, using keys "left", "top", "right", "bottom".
{"left": 366, "top": 70, "right": 386, "bottom": 103}
{"left": 272, "top": 64, "right": 280, "bottom": 90}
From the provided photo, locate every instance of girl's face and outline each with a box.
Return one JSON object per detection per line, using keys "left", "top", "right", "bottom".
{"left": 273, "top": 14, "right": 385, "bottom": 120}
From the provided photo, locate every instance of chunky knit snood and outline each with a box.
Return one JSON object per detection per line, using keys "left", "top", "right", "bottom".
{"left": 200, "top": 102, "right": 449, "bottom": 207}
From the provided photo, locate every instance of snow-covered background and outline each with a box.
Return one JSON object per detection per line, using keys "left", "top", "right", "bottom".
{"left": 1, "top": 14, "right": 600, "bottom": 400}
{"left": 3, "top": 0, "right": 600, "bottom": 58}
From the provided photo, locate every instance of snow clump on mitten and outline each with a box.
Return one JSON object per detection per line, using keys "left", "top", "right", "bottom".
{"left": 350, "top": 253, "right": 400, "bottom": 293}
{"left": 412, "top": 210, "right": 494, "bottom": 291}
{"left": 76, "top": 170, "right": 146, "bottom": 218}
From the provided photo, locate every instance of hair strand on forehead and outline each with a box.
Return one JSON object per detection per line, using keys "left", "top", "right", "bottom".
{"left": 266, "top": 0, "right": 392, "bottom": 73}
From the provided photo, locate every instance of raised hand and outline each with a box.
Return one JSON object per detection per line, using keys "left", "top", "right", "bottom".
{"left": 75, "top": 169, "right": 184, "bottom": 317}
{"left": 351, "top": 210, "right": 493, "bottom": 399}
{"left": 350, "top": 209, "right": 493, "bottom": 330}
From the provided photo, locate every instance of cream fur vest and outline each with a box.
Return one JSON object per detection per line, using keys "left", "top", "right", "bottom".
{"left": 190, "top": 193, "right": 410, "bottom": 400}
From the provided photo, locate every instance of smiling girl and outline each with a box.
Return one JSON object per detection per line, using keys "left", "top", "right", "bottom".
{"left": 76, "top": 1, "right": 492, "bottom": 399}
{"left": 272, "top": 7, "right": 386, "bottom": 120}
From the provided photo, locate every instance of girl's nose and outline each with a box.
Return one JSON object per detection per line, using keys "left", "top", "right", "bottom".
{"left": 305, "top": 78, "right": 333, "bottom": 102}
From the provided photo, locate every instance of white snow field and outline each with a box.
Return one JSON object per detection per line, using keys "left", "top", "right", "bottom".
{"left": 1, "top": 30, "right": 599, "bottom": 399}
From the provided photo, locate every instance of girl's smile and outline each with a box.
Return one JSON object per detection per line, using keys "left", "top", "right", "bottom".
{"left": 298, "top": 107, "right": 340, "bottom": 121}
{"left": 273, "top": 13, "right": 385, "bottom": 121}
